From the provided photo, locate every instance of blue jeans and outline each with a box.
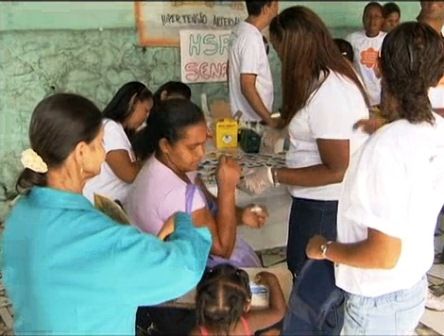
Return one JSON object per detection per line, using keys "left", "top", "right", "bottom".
{"left": 342, "top": 277, "right": 427, "bottom": 335}
{"left": 287, "top": 197, "right": 338, "bottom": 276}
{"left": 283, "top": 260, "right": 345, "bottom": 336}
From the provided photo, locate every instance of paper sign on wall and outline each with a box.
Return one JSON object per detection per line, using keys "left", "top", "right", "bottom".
{"left": 135, "top": 2, "right": 246, "bottom": 47}
{"left": 180, "top": 29, "right": 230, "bottom": 83}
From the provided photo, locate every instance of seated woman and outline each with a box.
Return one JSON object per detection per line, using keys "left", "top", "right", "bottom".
{"left": 83, "top": 81, "right": 153, "bottom": 204}
{"left": 126, "top": 99, "right": 266, "bottom": 267}
{"left": 2, "top": 93, "right": 212, "bottom": 335}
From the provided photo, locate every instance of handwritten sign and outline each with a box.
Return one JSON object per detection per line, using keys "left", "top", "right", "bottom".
{"left": 135, "top": 1, "right": 246, "bottom": 47}
{"left": 180, "top": 30, "right": 230, "bottom": 83}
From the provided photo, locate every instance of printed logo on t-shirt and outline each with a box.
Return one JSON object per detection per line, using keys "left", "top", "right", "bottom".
{"left": 360, "top": 47, "right": 379, "bottom": 69}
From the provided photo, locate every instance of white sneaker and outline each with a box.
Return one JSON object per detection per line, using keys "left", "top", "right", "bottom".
{"left": 425, "top": 288, "right": 444, "bottom": 311}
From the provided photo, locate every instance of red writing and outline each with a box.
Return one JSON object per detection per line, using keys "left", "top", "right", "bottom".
{"left": 185, "top": 62, "right": 228, "bottom": 82}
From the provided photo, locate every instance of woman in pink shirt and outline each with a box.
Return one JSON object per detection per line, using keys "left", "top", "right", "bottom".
{"left": 126, "top": 99, "right": 267, "bottom": 267}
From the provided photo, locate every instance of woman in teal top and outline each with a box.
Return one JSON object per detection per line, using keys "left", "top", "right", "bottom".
{"left": 2, "top": 93, "right": 212, "bottom": 335}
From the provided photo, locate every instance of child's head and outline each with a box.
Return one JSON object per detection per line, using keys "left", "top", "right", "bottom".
{"left": 362, "top": 2, "right": 384, "bottom": 37}
{"left": 153, "top": 81, "right": 192, "bottom": 107}
{"left": 103, "top": 81, "right": 153, "bottom": 131}
{"left": 195, "top": 264, "right": 252, "bottom": 334}
{"left": 334, "top": 38, "right": 354, "bottom": 63}
{"left": 382, "top": 2, "right": 401, "bottom": 33}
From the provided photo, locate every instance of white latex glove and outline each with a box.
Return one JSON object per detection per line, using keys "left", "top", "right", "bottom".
{"left": 239, "top": 167, "right": 274, "bottom": 195}
{"left": 260, "top": 127, "right": 287, "bottom": 154}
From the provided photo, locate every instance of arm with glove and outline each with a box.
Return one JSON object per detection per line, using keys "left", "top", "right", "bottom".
{"left": 241, "top": 139, "right": 350, "bottom": 195}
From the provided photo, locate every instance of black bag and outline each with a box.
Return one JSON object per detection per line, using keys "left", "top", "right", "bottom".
{"left": 283, "top": 259, "right": 345, "bottom": 336}
{"left": 136, "top": 306, "right": 196, "bottom": 336}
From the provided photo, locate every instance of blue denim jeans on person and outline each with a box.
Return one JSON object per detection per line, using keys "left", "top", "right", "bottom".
{"left": 284, "top": 198, "right": 342, "bottom": 335}
{"left": 287, "top": 197, "right": 338, "bottom": 276}
{"left": 342, "top": 277, "right": 427, "bottom": 335}
{"left": 283, "top": 260, "right": 345, "bottom": 336}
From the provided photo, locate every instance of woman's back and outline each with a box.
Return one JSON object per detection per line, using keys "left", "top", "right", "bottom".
{"left": 3, "top": 187, "right": 211, "bottom": 335}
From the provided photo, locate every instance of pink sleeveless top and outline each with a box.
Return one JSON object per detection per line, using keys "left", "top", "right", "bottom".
{"left": 199, "top": 316, "right": 252, "bottom": 336}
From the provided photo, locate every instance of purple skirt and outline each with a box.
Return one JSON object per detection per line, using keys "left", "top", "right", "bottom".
{"left": 207, "top": 237, "right": 261, "bottom": 268}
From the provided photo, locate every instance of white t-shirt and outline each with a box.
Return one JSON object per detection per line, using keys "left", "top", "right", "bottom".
{"left": 346, "top": 30, "right": 386, "bottom": 106}
{"left": 228, "top": 21, "right": 273, "bottom": 121}
{"left": 429, "top": 77, "right": 444, "bottom": 109}
{"left": 286, "top": 71, "right": 369, "bottom": 200}
{"left": 125, "top": 156, "right": 206, "bottom": 235}
{"left": 83, "top": 119, "right": 135, "bottom": 204}
{"left": 335, "top": 113, "right": 444, "bottom": 297}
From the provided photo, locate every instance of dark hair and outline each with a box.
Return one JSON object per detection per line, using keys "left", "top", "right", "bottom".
{"left": 196, "top": 264, "right": 251, "bottom": 335}
{"left": 380, "top": 21, "right": 444, "bottom": 124}
{"left": 153, "top": 81, "right": 192, "bottom": 107}
{"left": 16, "top": 93, "right": 102, "bottom": 193}
{"left": 140, "top": 99, "right": 205, "bottom": 159}
{"left": 383, "top": 2, "right": 401, "bottom": 18}
{"left": 334, "top": 38, "right": 354, "bottom": 63}
{"left": 269, "top": 6, "right": 369, "bottom": 126}
{"left": 246, "top": 1, "right": 273, "bottom": 16}
{"left": 363, "top": 1, "right": 383, "bottom": 18}
{"left": 103, "top": 81, "right": 152, "bottom": 128}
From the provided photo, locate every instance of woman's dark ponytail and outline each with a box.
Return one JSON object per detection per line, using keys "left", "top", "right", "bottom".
{"left": 16, "top": 93, "right": 102, "bottom": 194}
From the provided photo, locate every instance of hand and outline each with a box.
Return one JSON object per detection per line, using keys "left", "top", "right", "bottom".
{"left": 255, "top": 271, "right": 278, "bottom": 285}
{"left": 216, "top": 155, "right": 241, "bottom": 190}
{"left": 353, "top": 118, "right": 386, "bottom": 134}
{"left": 306, "top": 234, "right": 328, "bottom": 260}
{"left": 158, "top": 215, "right": 175, "bottom": 240}
{"left": 266, "top": 117, "right": 281, "bottom": 129}
{"left": 261, "top": 127, "right": 287, "bottom": 154}
{"left": 239, "top": 167, "right": 273, "bottom": 195}
{"left": 241, "top": 204, "right": 269, "bottom": 228}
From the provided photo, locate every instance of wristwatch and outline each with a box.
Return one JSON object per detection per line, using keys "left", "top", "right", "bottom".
{"left": 320, "top": 241, "right": 333, "bottom": 258}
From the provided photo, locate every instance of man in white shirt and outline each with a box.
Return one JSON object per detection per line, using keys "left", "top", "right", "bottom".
{"left": 228, "top": 1, "right": 278, "bottom": 127}
{"left": 346, "top": 2, "right": 386, "bottom": 106}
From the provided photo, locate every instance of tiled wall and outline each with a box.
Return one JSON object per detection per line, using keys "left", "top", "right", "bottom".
{"left": 0, "top": 1, "right": 422, "bottom": 219}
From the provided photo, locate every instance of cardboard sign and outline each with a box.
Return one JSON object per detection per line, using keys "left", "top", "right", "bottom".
{"left": 180, "top": 29, "right": 230, "bottom": 83}
{"left": 135, "top": 1, "right": 246, "bottom": 47}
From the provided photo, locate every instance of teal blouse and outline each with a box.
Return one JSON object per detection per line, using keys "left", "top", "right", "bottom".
{"left": 2, "top": 187, "right": 212, "bottom": 335}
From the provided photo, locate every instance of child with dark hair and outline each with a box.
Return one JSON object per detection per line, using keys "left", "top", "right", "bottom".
{"left": 153, "top": 80, "right": 192, "bottom": 106}
{"left": 346, "top": 2, "right": 386, "bottom": 106}
{"left": 83, "top": 81, "right": 153, "bottom": 204}
{"left": 192, "top": 264, "right": 286, "bottom": 336}
{"left": 334, "top": 38, "right": 354, "bottom": 63}
{"left": 382, "top": 2, "right": 401, "bottom": 33}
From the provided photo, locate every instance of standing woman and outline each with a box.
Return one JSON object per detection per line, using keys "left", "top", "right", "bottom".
{"left": 2, "top": 93, "right": 211, "bottom": 335}
{"left": 306, "top": 22, "right": 444, "bottom": 335}
{"left": 243, "top": 6, "right": 369, "bottom": 277}
{"left": 83, "top": 81, "right": 153, "bottom": 204}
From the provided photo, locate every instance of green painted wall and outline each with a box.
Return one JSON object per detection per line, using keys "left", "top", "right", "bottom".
{"left": 0, "top": 1, "right": 421, "bottom": 218}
